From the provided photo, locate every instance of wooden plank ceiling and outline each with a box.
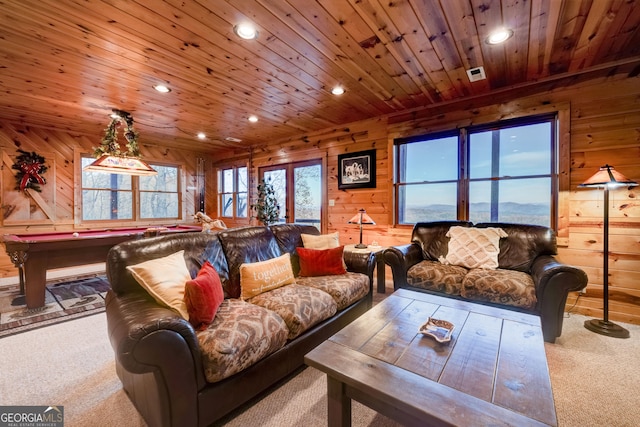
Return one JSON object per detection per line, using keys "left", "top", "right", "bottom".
{"left": 1, "top": 0, "right": 639, "bottom": 152}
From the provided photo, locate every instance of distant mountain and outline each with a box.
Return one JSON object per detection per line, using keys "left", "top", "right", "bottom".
{"left": 407, "top": 202, "right": 547, "bottom": 212}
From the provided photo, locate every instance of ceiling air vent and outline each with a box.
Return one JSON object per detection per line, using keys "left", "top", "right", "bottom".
{"left": 466, "top": 66, "right": 486, "bottom": 82}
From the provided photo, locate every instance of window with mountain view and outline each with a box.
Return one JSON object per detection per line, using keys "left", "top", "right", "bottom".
{"left": 395, "top": 114, "right": 556, "bottom": 228}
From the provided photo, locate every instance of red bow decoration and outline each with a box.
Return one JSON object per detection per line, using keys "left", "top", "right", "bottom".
{"left": 19, "top": 161, "right": 46, "bottom": 191}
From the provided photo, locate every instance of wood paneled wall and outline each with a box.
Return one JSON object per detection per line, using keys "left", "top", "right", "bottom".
{"left": 0, "top": 121, "right": 209, "bottom": 277}
{"left": 1, "top": 71, "right": 637, "bottom": 324}
{"left": 213, "top": 70, "right": 640, "bottom": 325}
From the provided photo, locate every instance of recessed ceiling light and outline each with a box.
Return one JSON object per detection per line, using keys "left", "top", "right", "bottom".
{"left": 486, "top": 28, "right": 514, "bottom": 45}
{"left": 153, "top": 84, "right": 171, "bottom": 93}
{"left": 234, "top": 23, "right": 258, "bottom": 40}
{"left": 248, "top": 115, "right": 258, "bottom": 123}
{"left": 197, "top": 132, "right": 206, "bottom": 140}
{"left": 331, "top": 86, "right": 345, "bottom": 95}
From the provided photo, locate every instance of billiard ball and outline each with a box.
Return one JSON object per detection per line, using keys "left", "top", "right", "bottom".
{"left": 72, "top": 232, "right": 79, "bottom": 237}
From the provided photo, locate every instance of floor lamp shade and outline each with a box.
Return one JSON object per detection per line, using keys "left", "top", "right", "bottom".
{"left": 579, "top": 165, "right": 637, "bottom": 338}
{"left": 348, "top": 209, "right": 376, "bottom": 249}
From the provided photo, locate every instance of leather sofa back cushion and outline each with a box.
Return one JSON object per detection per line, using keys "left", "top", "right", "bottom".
{"left": 412, "top": 221, "right": 472, "bottom": 261}
{"left": 271, "top": 224, "right": 320, "bottom": 276}
{"left": 219, "top": 226, "right": 284, "bottom": 298}
{"left": 126, "top": 250, "right": 191, "bottom": 319}
{"left": 239, "top": 253, "right": 296, "bottom": 300}
{"left": 476, "top": 223, "right": 557, "bottom": 271}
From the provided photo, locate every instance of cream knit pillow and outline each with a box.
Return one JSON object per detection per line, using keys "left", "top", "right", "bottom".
{"left": 442, "top": 226, "right": 507, "bottom": 269}
{"left": 301, "top": 232, "right": 340, "bottom": 249}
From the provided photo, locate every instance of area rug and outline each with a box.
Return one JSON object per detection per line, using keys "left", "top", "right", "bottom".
{"left": 0, "top": 274, "right": 109, "bottom": 338}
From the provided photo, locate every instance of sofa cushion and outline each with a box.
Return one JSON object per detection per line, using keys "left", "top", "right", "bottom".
{"left": 197, "top": 299, "right": 289, "bottom": 383}
{"left": 296, "top": 272, "right": 369, "bottom": 310}
{"left": 407, "top": 260, "right": 467, "bottom": 295}
{"left": 443, "top": 226, "right": 507, "bottom": 269}
{"left": 239, "top": 254, "right": 296, "bottom": 300}
{"left": 476, "top": 223, "right": 557, "bottom": 272}
{"left": 184, "top": 262, "right": 225, "bottom": 331}
{"left": 270, "top": 224, "right": 320, "bottom": 276}
{"left": 126, "top": 250, "right": 191, "bottom": 320}
{"left": 461, "top": 268, "right": 537, "bottom": 310}
{"left": 248, "top": 284, "right": 337, "bottom": 339}
{"left": 411, "top": 221, "right": 473, "bottom": 261}
{"left": 301, "top": 232, "right": 340, "bottom": 249}
{"left": 297, "top": 246, "right": 347, "bottom": 277}
{"left": 218, "top": 226, "right": 284, "bottom": 298}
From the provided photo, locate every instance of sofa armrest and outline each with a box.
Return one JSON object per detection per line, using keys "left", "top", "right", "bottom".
{"left": 530, "top": 255, "right": 588, "bottom": 342}
{"left": 383, "top": 244, "right": 424, "bottom": 290}
{"left": 105, "top": 289, "right": 206, "bottom": 427}
{"left": 343, "top": 250, "right": 375, "bottom": 291}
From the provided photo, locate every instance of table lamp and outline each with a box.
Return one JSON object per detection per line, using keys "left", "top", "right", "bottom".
{"left": 579, "top": 164, "right": 637, "bottom": 338}
{"left": 348, "top": 209, "right": 376, "bottom": 249}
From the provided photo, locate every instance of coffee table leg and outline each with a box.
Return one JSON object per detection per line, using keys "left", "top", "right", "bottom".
{"left": 327, "top": 376, "right": 351, "bottom": 427}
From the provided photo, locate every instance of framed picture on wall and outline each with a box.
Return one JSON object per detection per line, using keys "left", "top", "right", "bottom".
{"left": 338, "top": 149, "right": 376, "bottom": 190}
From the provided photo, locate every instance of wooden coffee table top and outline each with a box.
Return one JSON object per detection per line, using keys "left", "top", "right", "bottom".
{"left": 305, "top": 288, "right": 557, "bottom": 427}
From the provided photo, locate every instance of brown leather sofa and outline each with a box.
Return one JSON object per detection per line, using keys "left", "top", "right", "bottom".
{"left": 383, "top": 221, "right": 588, "bottom": 343}
{"left": 105, "top": 224, "right": 374, "bottom": 427}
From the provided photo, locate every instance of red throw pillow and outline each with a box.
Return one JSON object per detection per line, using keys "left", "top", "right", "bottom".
{"left": 184, "top": 261, "right": 224, "bottom": 331}
{"left": 297, "top": 246, "right": 347, "bottom": 277}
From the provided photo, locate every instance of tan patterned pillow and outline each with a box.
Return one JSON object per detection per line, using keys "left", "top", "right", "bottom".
{"left": 442, "top": 226, "right": 507, "bottom": 270}
{"left": 240, "top": 254, "right": 296, "bottom": 300}
{"left": 301, "top": 232, "right": 340, "bottom": 249}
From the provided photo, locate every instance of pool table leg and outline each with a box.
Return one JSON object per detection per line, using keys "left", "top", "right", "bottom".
{"left": 24, "top": 257, "right": 48, "bottom": 309}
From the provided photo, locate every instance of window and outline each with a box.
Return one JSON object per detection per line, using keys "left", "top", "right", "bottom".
{"left": 259, "top": 160, "right": 322, "bottom": 229}
{"left": 139, "top": 165, "right": 179, "bottom": 219}
{"left": 395, "top": 114, "right": 556, "bottom": 228}
{"left": 81, "top": 156, "right": 181, "bottom": 221}
{"left": 218, "top": 166, "right": 248, "bottom": 218}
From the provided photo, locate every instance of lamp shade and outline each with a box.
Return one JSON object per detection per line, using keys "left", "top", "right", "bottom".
{"left": 348, "top": 209, "right": 376, "bottom": 225}
{"left": 579, "top": 164, "right": 638, "bottom": 188}
{"left": 83, "top": 154, "right": 158, "bottom": 176}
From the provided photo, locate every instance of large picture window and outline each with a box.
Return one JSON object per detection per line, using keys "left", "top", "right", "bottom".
{"left": 395, "top": 114, "right": 556, "bottom": 228}
{"left": 81, "top": 156, "right": 181, "bottom": 221}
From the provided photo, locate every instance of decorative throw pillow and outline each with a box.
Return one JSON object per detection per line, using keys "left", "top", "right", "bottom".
{"left": 126, "top": 250, "right": 191, "bottom": 319}
{"left": 442, "top": 226, "right": 507, "bottom": 270}
{"left": 297, "top": 246, "right": 347, "bottom": 277}
{"left": 239, "top": 254, "right": 296, "bottom": 300}
{"left": 301, "top": 232, "right": 340, "bottom": 249}
{"left": 184, "top": 262, "right": 225, "bottom": 331}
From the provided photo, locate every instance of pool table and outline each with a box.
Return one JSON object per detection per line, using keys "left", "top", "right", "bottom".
{"left": 2, "top": 225, "right": 202, "bottom": 309}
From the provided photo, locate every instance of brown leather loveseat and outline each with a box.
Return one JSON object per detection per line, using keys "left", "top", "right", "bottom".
{"left": 105, "top": 224, "right": 374, "bottom": 427}
{"left": 383, "top": 221, "right": 587, "bottom": 343}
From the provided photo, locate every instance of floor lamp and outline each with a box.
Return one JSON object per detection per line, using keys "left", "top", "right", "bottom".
{"left": 348, "top": 209, "right": 376, "bottom": 249}
{"left": 579, "top": 164, "right": 637, "bottom": 338}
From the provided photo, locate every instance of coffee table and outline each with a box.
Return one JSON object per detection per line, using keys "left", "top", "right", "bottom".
{"left": 305, "top": 288, "right": 557, "bottom": 427}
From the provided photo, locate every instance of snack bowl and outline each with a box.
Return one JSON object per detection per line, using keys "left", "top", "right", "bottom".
{"left": 419, "top": 317, "right": 455, "bottom": 343}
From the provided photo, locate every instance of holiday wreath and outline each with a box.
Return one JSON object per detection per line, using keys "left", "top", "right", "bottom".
{"left": 13, "top": 149, "right": 48, "bottom": 192}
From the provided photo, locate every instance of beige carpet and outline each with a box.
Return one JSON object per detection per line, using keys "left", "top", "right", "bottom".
{"left": 1, "top": 311, "right": 638, "bottom": 427}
